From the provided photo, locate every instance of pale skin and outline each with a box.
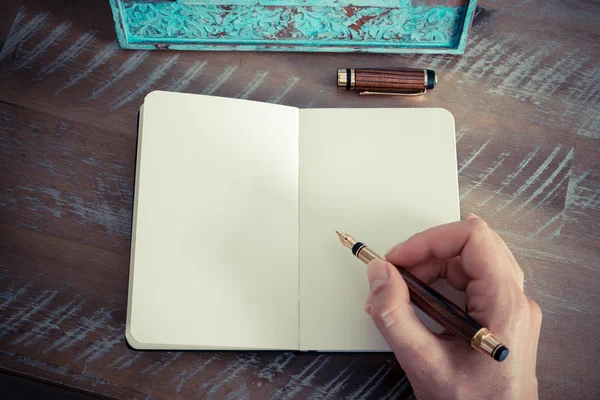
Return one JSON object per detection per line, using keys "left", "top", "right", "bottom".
{"left": 365, "top": 214, "right": 542, "bottom": 400}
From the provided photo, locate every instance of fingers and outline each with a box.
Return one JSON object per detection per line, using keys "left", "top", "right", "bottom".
{"left": 468, "top": 214, "right": 523, "bottom": 289}
{"left": 395, "top": 257, "right": 470, "bottom": 292}
{"left": 529, "top": 299, "right": 543, "bottom": 366}
{"left": 385, "top": 216, "right": 526, "bottom": 330}
{"left": 386, "top": 218, "right": 505, "bottom": 280}
{"left": 468, "top": 214, "right": 524, "bottom": 290}
{"left": 490, "top": 229, "right": 524, "bottom": 290}
{"left": 366, "top": 259, "right": 444, "bottom": 365}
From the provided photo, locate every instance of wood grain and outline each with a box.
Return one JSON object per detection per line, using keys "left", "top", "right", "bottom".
{"left": 353, "top": 69, "right": 427, "bottom": 94}
{"left": 1, "top": 0, "right": 599, "bottom": 399}
{"left": 395, "top": 267, "right": 482, "bottom": 344}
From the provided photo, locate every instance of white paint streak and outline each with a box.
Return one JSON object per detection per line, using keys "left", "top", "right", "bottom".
{"left": 569, "top": 65, "right": 600, "bottom": 102}
{"left": 461, "top": 152, "right": 509, "bottom": 200}
{"left": 458, "top": 141, "right": 490, "bottom": 174}
{"left": 380, "top": 375, "right": 410, "bottom": 400}
{"left": 561, "top": 171, "right": 600, "bottom": 237}
{"left": 306, "top": 362, "right": 354, "bottom": 400}
{"left": 440, "top": 56, "right": 453, "bottom": 70}
{"left": 201, "top": 355, "right": 261, "bottom": 397}
{"left": 582, "top": 193, "right": 599, "bottom": 210}
{"left": 455, "top": 128, "right": 468, "bottom": 143}
{"left": 347, "top": 365, "right": 391, "bottom": 400}
{"left": 527, "top": 49, "right": 586, "bottom": 98}
{"left": 0, "top": 12, "right": 49, "bottom": 60}
{"left": 426, "top": 55, "right": 445, "bottom": 69}
{"left": 1, "top": 291, "right": 57, "bottom": 337}
{"left": 303, "top": 99, "right": 316, "bottom": 108}
{"left": 565, "top": 172, "right": 590, "bottom": 208}
{"left": 491, "top": 46, "right": 552, "bottom": 95}
{"left": 10, "top": 5, "right": 26, "bottom": 30}
{"left": 36, "top": 30, "right": 96, "bottom": 80}
{"left": 268, "top": 76, "right": 300, "bottom": 104}
{"left": 497, "top": 145, "right": 561, "bottom": 212}
{"left": 578, "top": 72, "right": 600, "bottom": 104}
{"left": 111, "top": 55, "right": 180, "bottom": 110}
{"left": 464, "top": 35, "right": 514, "bottom": 80}
{"left": 576, "top": 107, "right": 600, "bottom": 139}
{"left": 513, "top": 147, "right": 574, "bottom": 214}
{"left": 118, "top": 353, "right": 142, "bottom": 371}
{"left": 141, "top": 352, "right": 182, "bottom": 376}
{"left": 427, "top": 56, "right": 442, "bottom": 69}
{"left": 108, "top": 353, "right": 142, "bottom": 371}
{"left": 202, "top": 65, "right": 237, "bottom": 95}
{"left": 74, "top": 331, "right": 122, "bottom": 365}
{"left": 236, "top": 70, "right": 269, "bottom": 99}
{"left": 19, "top": 184, "right": 130, "bottom": 236}
{"left": 0, "top": 350, "right": 68, "bottom": 376}
{"left": 0, "top": 285, "right": 29, "bottom": 310}
{"left": 451, "top": 34, "right": 492, "bottom": 73}
{"left": 530, "top": 211, "right": 564, "bottom": 238}
{"left": 547, "top": 228, "right": 561, "bottom": 240}
{"left": 526, "top": 169, "right": 571, "bottom": 215}
{"left": 257, "top": 352, "right": 295, "bottom": 382}
{"left": 56, "top": 42, "right": 119, "bottom": 94}
{"left": 414, "top": 54, "right": 433, "bottom": 65}
{"left": 167, "top": 60, "right": 207, "bottom": 92}
{"left": 15, "top": 21, "right": 72, "bottom": 70}
{"left": 45, "top": 308, "right": 114, "bottom": 352}
{"left": 13, "top": 297, "right": 85, "bottom": 346}
{"left": 86, "top": 51, "right": 150, "bottom": 100}
{"left": 176, "top": 356, "right": 216, "bottom": 393}
{"left": 224, "top": 382, "right": 250, "bottom": 400}
{"left": 479, "top": 146, "right": 540, "bottom": 207}
{"left": 269, "top": 355, "right": 330, "bottom": 400}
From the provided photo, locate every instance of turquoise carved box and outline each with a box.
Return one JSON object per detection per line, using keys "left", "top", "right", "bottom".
{"left": 109, "top": 0, "right": 477, "bottom": 53}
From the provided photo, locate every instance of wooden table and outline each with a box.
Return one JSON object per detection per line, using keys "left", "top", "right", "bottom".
{"left": 1, "top": 0, "right": 599, "bottom": 398}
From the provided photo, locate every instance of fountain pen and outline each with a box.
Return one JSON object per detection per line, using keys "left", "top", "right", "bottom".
{"left": 336, "top": 231, "right": 509, "bottom": 362}
{"left": 337, "top": 68, "right": 436, "bottom": 95}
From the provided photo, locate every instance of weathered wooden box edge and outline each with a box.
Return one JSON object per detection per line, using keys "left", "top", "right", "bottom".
{"left": 110, "top": 0, "right": 477, "bottom": 54}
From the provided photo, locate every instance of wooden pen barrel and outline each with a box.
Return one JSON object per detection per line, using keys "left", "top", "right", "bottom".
{"left": 396, "top": 265, "right": 482, "bottom": 343}
{"left": 353, "top": 241, "right": 480, "bottom": 343}
{"left": 354, "top": 68, "right": 428, "bottom": 94}
{"left": 348, "top": 236, "right": 508, "bottom": 361}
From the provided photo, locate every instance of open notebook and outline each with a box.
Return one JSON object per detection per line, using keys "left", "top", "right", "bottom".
{"left": 127, "top": 91, "right": 462, "bottom": 351}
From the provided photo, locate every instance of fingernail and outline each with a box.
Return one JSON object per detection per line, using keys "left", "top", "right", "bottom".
{"left": 466, "top": 213, "right": 479, "bottom": 219}
{"left": 385, "top": 241, "right": 404, "bottom": 257}
{"left": 364, "top": 293, "right": 372, "bottom": 314}
{"left": 367, "top": 259, "right": 389, "bottom": 293}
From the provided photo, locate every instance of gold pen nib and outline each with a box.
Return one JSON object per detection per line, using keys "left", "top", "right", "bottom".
{"left": 336, "top": 231, "right": 357, "bottom": 249}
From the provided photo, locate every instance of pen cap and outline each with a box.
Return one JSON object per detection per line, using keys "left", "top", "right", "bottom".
{"left": 355, "top": 68, "right": 431, "bottom": 94}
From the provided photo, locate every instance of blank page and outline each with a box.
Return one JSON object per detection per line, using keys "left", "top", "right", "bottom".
{"left": 298, "top": 108, "right": 462, "bottom": 351}
{"left": 127, "top": 91, "right": 299, "bottom": 350}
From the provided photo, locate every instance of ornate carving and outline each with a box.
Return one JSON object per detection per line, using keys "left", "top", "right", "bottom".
{"left": 121, "top": 1, "right": 465, "bottom": 45}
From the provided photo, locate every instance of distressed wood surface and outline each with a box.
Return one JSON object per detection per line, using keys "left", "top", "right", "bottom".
{"left": 1, "top": 0, "right": 599, "bottom": 399}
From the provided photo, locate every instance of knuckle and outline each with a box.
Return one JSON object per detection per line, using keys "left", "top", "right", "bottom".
{"left": 408, "top": 231, "right": 424, "bottom": 245}
{"left": 516, "top": 267, "right": 525, "bottom": 284}
{"left": 514, "top": 293, "right": 531, "bottom": 314}
{"left": 370, "top": 302, "right": 398, "bottom": 331}
{"left": 468, "top": 217, "right": 489, "bottom": 232}
{"left": 528, "top": 298, "right": 543, "bottom": 321}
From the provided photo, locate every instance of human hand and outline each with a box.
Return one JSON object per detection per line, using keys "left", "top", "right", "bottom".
{"left": 365, "top": 214, "right": 541, "bottom": 400}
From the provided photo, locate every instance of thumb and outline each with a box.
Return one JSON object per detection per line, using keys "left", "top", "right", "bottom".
{"left": 366, "top": 259, "right": 445, "bottom": 366}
